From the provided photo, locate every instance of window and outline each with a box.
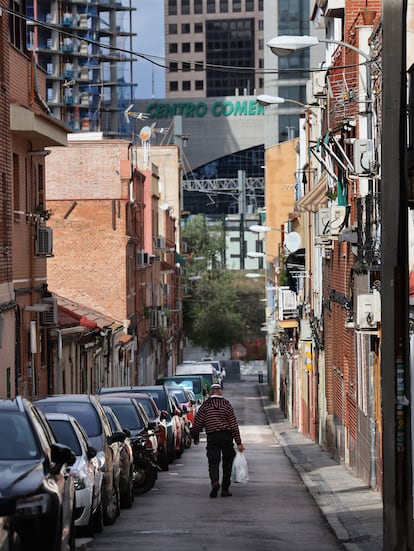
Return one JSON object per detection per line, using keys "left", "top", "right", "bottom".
{"left": 169, "top": 43, "right": 178, "bottom": 53}
{"left": 13, "top": 154, "right": 20, "bottom": 221}
{"left": 246, "top": 0, "right": 254, "bottom": 10}
{"left": 259, "top": 58, "right": 264, "bottom": 68}
{"left": 194, "top": 22, "right": 203, "bottom": 32}
{"left": 182, "top": 61, "right": 191, "bottom": 71}
{"left": 168, "top": 0, "right": 177, "bottom": 15}
{"left": 195, "top": 80, "right": 204, "bottom": 90}
{"left": 194, "top": 0, "right": 203, "bottom": 14}
{"left": 258, "top": 38, "right": 263, "bottom": 50}
{"left": 169, "top": 24, "right": 178, "bottom": 34}
{"left": 195, "top": 42, "right": 203, "bottom": 52}
{"left": 169, "top": 62, "right": 178, "bottom": 72}
{"left": 258, "top": 19, "right": 263, "bottom": 30}
{"left": 182, "top": 43, "right": 191, "bottom": 53}
{"left": 182, "top": 23, "right": 190, "bottom": 33}
{"left": 232, "top": 0, "right": 241, "bottom": 12}
{"left": 182, "top": 81, "right": 191, "bottom": 91}
{"left": 207, "top": 0, "right": 215, "bottom": 13}
{"left": 9, "top": 0, "right": 26, "bottom": 52}
{"left": 182, "top": 0, "right": 190, "bottom": 14}
{"left": 169, "top": 81, "right": 178, "bottom": 91}
{"left": 195, "top": 61, "right": 204, "bottom": 71}
{"left": 220, "top": 0, "right": 228, "bottom": 12}
{"left": 258, "top": 0, "right": 263, "bottom": 9}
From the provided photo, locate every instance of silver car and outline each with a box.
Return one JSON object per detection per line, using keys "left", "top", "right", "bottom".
{"left": 45, "top": 412, "right": 105, "bottom": 537}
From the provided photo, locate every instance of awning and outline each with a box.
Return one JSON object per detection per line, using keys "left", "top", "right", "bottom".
{"left": 279, "top": 319, "right": 299, "bottom": 329}
{"left": 296, "top": 175, "right": 328, "bottom": 212}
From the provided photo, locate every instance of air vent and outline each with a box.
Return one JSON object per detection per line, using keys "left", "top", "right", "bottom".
{"left": 41, "top": 297, "right": 58, "bottom": 326}
{"left": 35, "top": 227, "right": 53, "bottom": 256}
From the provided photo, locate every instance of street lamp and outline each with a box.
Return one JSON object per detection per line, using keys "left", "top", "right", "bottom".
{"left": 256, "top": 94, "right": 309, "bottom": 109}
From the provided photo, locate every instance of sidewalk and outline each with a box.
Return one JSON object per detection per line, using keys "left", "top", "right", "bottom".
{"left": 257, "top": 382, "right": 383, "bottom": 551}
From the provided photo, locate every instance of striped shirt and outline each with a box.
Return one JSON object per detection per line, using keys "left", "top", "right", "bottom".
{"left": 191, "top": 396, "right": 242, "bottom": 445}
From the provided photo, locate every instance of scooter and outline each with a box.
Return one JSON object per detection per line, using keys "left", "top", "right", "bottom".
{"left": 131, "top": 435, "right": 160, "bottom": 495}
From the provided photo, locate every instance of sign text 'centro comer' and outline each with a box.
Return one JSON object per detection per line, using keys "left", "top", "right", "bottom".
{"left": 147, "top": 100, "right": 265, "bottom": 119}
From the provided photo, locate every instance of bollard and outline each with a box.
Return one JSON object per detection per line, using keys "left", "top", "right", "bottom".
{"left": 258, "top": 370, "right": 263, "bottom": 383}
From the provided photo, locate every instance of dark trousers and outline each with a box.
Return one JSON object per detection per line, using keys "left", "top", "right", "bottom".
{"left": 206, "top": 430, "right": 236, "bottom": 491}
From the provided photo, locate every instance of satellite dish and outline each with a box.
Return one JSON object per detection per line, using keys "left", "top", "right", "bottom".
{"left": 139, "top": 125, "right": 153, "bottom": 142}
{"left": 284, "top": 231, "right": 301, "bottom": 253}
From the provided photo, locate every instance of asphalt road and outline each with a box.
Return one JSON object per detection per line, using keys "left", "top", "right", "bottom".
{"left": 84, "top": 380, "right": 344, "bottom": 551}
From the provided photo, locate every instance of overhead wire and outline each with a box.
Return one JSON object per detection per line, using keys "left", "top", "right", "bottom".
{"left": 6, "top": 6, "right": 379, "bottom": 77}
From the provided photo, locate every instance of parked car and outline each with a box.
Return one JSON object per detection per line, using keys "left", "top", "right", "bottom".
{"left": 0, "top": 396, "right": 76, "bottom": 550}
{"left": 98, "top": 396, "right": 159, "bottom": 494}
{"left": 168, "top": 392, "right": 188, "bottom": 453}
{"left": 99, "top": 386, "right": 180, "bottom": 464}
{"left": 155, "top": 375, "right": 207, "bottom": 405}
{"left": 102, "top": 405, "right": 134, "bottom": 509}
{"left": 34, "top": 394, "right": 124, "bottom": 526}
{"left": 45, "top": 412, "right": 104, "bottom": 537}
{"left": 103, "top": 392, "right": 169, "bottom": 471}
{"left": 175, "top": 363, "right": 220, "bottom": 390}
{"left": 168, "top": 385, "right": 197, "bottom": 426}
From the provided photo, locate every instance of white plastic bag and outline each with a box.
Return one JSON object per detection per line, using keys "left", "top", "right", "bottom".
{"left": 231, "top": 451, "right": 249, "bottom": 483}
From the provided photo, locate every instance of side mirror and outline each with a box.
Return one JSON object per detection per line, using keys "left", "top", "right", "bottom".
{"left": 51, "top": 442, "right": 76, "bottom": 471}
{"left": 108, "top": 430, "right": 126, "bottom": 445}
{"left": 148, "top": 420, "right": 157, "bottom": 430}
{"left": 86, "top": 445, "right": 97, "bottom": 460}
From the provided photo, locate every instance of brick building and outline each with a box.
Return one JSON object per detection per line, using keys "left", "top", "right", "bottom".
{"left": 1, "top": 0, "right": 69, "bottom": 398}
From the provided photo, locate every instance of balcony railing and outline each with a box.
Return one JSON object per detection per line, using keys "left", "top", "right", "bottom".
{"left": 356, "top": 192, "right": 381, "bottom": 268}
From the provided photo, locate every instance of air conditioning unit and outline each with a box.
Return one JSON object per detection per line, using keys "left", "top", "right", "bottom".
{"left": 35, "top": 227, "right": 53, "bottom": 256}
{"left": 154, "top": 236, "right": 166, "bottom": 250}
{"left": 315, "top": 208, "right": 331, "bottom": 237}
{"left": 315, "top": 206, "right": 346, "bottom": 237}
{"left": 353, "top": 139, "right": 374, "bottom": 174}
{"left": 329, "top": 205, "right": 347, "bottom": 236}
{"left": 41, "top": 297, "right": 58, "bottom": 326}
{"left": 311, "top": 69, "right": 327, "bottom": 97}
{"left": 356, "top": 290, "right": 381, "bottom": 330}
{"left": 136, "top": 250, "right": 149, "bottom": 266}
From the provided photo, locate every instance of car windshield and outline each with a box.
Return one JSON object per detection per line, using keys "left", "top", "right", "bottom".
{"left": 141, "top": 390, "right": 167, "bottom": 411}
{"left": 164, "top": 378, "right": 201, "bottom": 393}
{"left": 169, "top": 389, "right": 187, "bottom": 402}
{"left": 48, "top": 419, "right": 82, "bottom": 456}
{"left": 104, "top": 403, "right": 144, "bottom": 431}
{"left": 135, "top": 398, "right": 157, "bottom": 420}
{"left": 0, "top": 412, "right": 40, "bottom": 460}
{"left": 36, "top": 402, "right": 101, "bottom": 437}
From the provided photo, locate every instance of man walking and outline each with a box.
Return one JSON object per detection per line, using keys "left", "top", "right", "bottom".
{"left": 191, "top": 383, "right": 245, "bottom": 498}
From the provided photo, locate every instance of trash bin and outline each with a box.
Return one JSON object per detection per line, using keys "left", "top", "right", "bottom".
{"left": 258, "top": 371, "right": 263, "bottom": 383}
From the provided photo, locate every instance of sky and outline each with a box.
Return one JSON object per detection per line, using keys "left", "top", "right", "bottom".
{"left": 134, "top": 0, "right": 166, "bottom": 99}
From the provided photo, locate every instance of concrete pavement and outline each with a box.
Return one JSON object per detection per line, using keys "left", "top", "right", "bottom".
{"left": 257, "top": 382, "right": 383, "bottom": 551}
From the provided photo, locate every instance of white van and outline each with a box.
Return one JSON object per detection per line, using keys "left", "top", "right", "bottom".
{"left": 175, "top": 363, "right": 220, "bottom": 388}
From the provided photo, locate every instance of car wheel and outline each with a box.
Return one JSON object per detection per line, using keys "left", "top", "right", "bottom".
{"left": 92, "top": 488, "right": 104, "bottom": 534}
{"left": 68, "top": 515, "right": 76, "bottom": 551}
{"left": 103, "top": 476, "right": 120, "bottom": 526}
{"left": 120, "top": 469, "right": 134, "bottom": 509}
{"left": 79, "top": 508, "right": 95, "bottom": 538}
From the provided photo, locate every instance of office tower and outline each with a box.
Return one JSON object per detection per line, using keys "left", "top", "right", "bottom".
{"left": 164, "top": 0, "right": 264, "bottom": 99}
{"left": 26, "top": 0, "right": 136, "bottom": 137}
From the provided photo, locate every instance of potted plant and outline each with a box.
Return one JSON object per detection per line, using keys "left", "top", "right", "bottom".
{"left": 361, "top": 2, "right": 376, "bottom": 25}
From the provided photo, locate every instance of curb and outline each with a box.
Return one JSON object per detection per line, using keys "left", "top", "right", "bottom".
{"left": 257, "top": 383, "right": 383, "bottom": 551}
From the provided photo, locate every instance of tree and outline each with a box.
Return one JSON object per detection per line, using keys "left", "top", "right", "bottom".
{"left": 182, "top": 215, "right": 265, "bottom": 353}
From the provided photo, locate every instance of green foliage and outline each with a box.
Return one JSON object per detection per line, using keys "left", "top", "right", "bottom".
{"left": 182, "top": 215, "right": 266, "bottom": 353}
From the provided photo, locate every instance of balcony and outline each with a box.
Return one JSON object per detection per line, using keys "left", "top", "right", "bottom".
{"left": 356, "top": 192, "right": 381, "bottom": 269}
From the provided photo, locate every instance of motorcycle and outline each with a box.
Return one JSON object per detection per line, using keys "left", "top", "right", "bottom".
{"left": 131, "top": 435, "right": 160, "bottom": 495}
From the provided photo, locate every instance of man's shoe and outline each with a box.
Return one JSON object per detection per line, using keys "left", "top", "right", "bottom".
{"left": 221, "top": 490, "right": 232, "bottom": 497}
{"left": 210, "top": 482, "right": 220, "bottom": 498}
